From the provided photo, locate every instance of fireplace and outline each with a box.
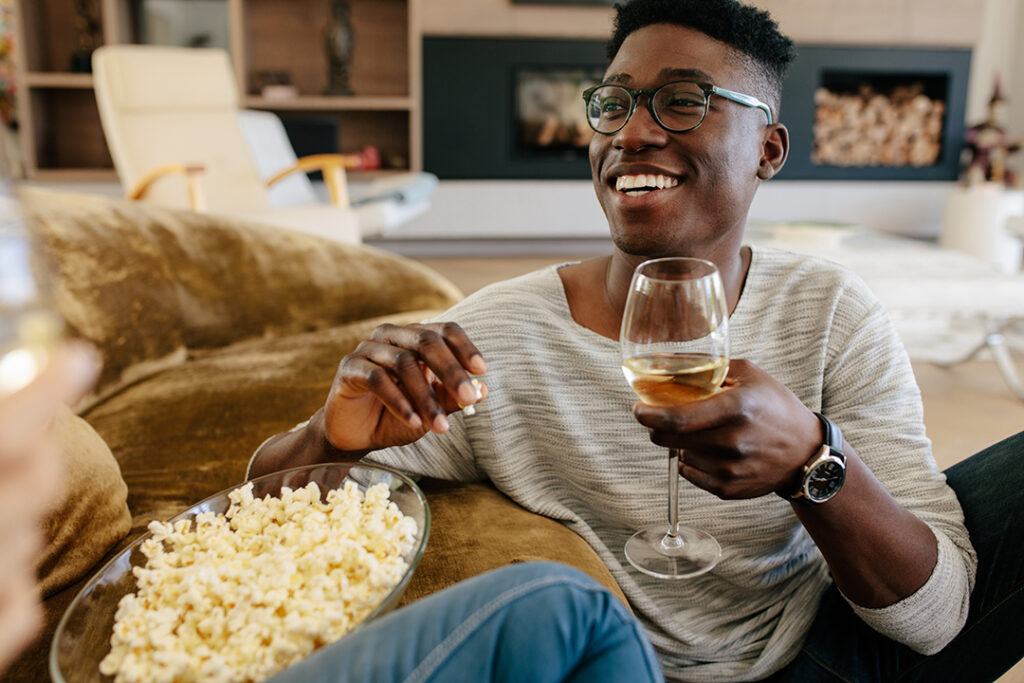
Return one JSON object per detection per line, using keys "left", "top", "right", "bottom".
{"left": 423, "top": 38, "right": 972, "bottom": 182}
{"left": 423, "top": 37, "right": 605, "bottom": 180}
{"left": 515, "top": 66, "right": 603, "bottom": 160}
{"left": 777, "top": 46, "right": 972, "bottom": 181}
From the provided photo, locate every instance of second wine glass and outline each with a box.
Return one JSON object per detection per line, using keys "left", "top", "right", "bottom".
{"left": 620, "top": 257, "right": 730, "bottom": 579}
{"left": 0, "top": 163, "right": 63, "bottom": 397}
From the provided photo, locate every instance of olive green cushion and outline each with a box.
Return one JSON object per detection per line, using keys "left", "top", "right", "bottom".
{"left": 402, "top": 480, "right": 629, "bottom": 608}
{"left": 36, "top": 407, "right": 131, "bottom": 598}
{"left": 21, "top": 187, "right": 463, "bottom": 412}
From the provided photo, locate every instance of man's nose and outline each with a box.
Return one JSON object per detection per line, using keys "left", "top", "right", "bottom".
{"left": 612, "top": 97, "right": 668, "bottom": 150}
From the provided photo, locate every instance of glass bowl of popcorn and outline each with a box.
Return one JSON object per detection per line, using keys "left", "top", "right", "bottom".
{"left": 50, "top": 462, "right": 429, "bottom": 683}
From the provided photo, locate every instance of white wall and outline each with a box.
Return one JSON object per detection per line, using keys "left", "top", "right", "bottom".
{"left": 140, "top": 0, "right": 230, "bottom": 50}
{"left": 966, "top": 0, "right": 1023, "bottom": 123}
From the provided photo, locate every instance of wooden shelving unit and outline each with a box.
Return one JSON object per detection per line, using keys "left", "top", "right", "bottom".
{"left": 12, "top": 0, "right": 421, "bottom": 181}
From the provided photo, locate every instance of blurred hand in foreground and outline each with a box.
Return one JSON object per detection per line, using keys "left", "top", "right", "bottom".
{"left": 0, "top": 342, "right": 100, "bottom": 673}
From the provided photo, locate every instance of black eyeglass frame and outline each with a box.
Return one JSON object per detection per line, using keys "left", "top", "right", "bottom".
{"left": 582, "top": 79, "right": 774, "bottom": 135}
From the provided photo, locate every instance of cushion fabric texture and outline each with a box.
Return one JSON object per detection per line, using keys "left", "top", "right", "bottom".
{"left": 36, "top": 407, "right": 132, "bottom": 598}
{"left": 21, "top": 187, "right": 462, "bottom": 411}
{"left": 400, "top": 479, "right": 630, "bottom": 608}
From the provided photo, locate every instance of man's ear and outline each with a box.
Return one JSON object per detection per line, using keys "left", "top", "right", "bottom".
{"left": 757, "top": 123, "right": 789, "bottom": 180}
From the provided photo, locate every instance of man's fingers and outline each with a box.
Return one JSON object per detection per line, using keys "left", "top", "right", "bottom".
{"left": 409, "top": 327, "right": 482, "bottom": 407}
{"left": 364, "top": 323, "right": 486, "bottom": 418}
{"left": 373, "top": 323, "right": 485, "bottom": 384}
{"left": 337, "top": 354, "right": 429, "bottom": 431}
{"left": 435, "top": 321, "right": 487, "bottom": 374}
{"left": 633, "top": 387, "right": 743, "bottom": 435}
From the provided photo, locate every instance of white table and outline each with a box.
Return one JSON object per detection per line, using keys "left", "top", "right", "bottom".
{"left": 746, "top": 224, "right": 1024, "bottom": 399}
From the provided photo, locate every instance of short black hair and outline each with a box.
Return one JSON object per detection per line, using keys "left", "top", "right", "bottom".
{"left": 608, "top": 0, "right": 795, "bottom": 106}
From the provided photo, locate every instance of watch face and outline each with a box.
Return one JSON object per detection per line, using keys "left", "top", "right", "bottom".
{"left": 806, "top": 459, "right": 846, "bottom": 502}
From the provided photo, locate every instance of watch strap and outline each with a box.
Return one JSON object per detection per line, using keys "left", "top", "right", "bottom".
{"left": 814, "top": 412, "right": 845, "bottom": 463}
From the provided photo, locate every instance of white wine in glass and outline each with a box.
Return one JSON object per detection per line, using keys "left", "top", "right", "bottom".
{"left": 0, "top": 174, "right": 63, "bottom": 396}
{"left": 621, "top": 257, "right": 729, "bottom": 579}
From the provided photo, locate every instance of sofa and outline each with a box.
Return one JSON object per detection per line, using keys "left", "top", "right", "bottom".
{"left": 4, "top": 188, "right": 626, "bottom": 681}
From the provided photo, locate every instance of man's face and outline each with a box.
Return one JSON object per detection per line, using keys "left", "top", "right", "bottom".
{"left": 590, "top": 23, "right": 774, "bottom": 259}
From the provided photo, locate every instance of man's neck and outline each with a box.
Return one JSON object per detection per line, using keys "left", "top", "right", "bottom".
{"left": 558, "top": 242, "right": 751, "bottom": 341}
{"left": 604, "top": 244, "right": 750, "bottom": 316}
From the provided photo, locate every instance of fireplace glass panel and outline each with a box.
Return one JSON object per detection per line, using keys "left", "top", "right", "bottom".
{"left": 515, "top": 67, "right": 604, "bottom": 159}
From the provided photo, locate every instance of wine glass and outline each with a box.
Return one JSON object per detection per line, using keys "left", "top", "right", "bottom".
{"left": 0, "top": 161, "right": 63, "bottom": 396}
{"left": 620, "top": 257, "right": 730, "bottom": 579}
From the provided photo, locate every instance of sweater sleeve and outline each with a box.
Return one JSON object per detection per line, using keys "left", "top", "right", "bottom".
{"left": 822, "top": 286, "right": 976, "bottom": 654}
{"left": 363, "top": 412, "right": 486, "bottom": 483}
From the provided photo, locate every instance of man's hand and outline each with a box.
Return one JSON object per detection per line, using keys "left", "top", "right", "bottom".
{"left": 322, "top": 322, "right": 487, "bottom": 452}
{"left": 631, "top": 359, "right": 821, "bottom": 499}
{"left": 0, "top": 343, "right": 100, "bottom": 673}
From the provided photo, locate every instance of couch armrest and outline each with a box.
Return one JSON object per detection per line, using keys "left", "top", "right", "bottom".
{"left": 21, "top": 187, "right": 463, "bottom": 408}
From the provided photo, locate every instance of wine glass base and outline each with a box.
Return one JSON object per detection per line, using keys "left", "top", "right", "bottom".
{"left": 624, "top": 524, "right": 722, "bottom": 579}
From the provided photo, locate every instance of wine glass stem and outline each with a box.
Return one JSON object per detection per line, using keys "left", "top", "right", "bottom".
{"left": 667, "top": 448, "right": 681, "bottom": 541}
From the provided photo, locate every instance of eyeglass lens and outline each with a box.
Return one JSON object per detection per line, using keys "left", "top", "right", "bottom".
{"left": 586, "top": 82, "right": 708, "bottom": 134}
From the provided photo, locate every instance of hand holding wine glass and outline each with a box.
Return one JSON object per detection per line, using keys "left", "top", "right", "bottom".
{"left": 0, "top": 152, "right": 101, "bottom": 672}
{"left": 620, "top": 257, "right": 730, "bottom": 579}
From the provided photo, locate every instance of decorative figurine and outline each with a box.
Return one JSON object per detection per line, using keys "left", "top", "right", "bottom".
{"left": 324, "top": 0, "right": 355, "bottom": 95}
{"left": 962, "top": 77, "right": 1021, "bottom": 188}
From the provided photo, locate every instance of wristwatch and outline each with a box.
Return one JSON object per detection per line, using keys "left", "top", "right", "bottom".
{"left": 788, "top": 413, "right": 846, "bottom": 505}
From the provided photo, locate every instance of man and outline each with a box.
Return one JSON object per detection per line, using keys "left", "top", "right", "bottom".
{"left": 251, "top": 1, "right": 1022, "bottom": 680}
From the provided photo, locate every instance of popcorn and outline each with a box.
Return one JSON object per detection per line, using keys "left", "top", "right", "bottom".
{"left": 461, "top": 378, "right": 484, "bottom": 416}
{"left": 99, "top": 480, "right": 418, "bottom": 683}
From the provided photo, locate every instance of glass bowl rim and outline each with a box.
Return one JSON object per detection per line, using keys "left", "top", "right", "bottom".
{"left": 48, "top": 461, "right": 430, "bottom": 682}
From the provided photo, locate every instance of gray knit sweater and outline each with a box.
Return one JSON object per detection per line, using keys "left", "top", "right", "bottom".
{"left": 366, "top": 245, "right": 976, "bottom": 681}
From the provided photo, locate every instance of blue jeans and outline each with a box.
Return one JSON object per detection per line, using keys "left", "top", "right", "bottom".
{"left": 773, "top": 430, "right": 1024, "bottom": 682}
{"left": 270, "top": 561, "right": 664, "bottom": 683}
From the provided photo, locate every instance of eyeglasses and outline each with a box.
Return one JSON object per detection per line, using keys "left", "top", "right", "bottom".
{"left": 582, "top": 80, "right": 774, "bottom": 135}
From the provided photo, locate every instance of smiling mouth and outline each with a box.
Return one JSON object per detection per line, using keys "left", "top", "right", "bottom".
{"left": 615, "top": 174, "right": 680, "bottom": 196}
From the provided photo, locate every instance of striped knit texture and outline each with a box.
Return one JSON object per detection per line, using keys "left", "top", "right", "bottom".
{"left": 367, "top": 245, "right": 976, "bottom": 682}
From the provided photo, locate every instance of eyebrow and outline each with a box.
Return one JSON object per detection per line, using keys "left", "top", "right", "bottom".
{"left": 604, "top": 67, "right": 716, "bottom": 86}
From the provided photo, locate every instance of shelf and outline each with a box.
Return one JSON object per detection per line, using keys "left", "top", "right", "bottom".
{"left": 28, "top": 168, "right": 119, "bottom": 183}
{"left": 243, "top": 95, "right": 413, "bottom": 111}
{"left": 13, "top": 0, "right": 420, "bottom": 179}
{"left": 23, "top": 72, "right": 95, "bottom": 89}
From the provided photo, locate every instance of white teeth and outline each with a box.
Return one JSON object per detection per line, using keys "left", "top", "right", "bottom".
{"left": 615, "top": 174, "right": 679, "bottom": 193}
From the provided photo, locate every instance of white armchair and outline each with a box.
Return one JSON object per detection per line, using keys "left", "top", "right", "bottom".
{"left": 91, "top": 45, "right": 364, "bottom": 244}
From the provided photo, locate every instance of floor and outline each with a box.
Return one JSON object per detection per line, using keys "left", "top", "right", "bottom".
{"left": 415, "top": 254, "right": 1024, "bottom": 682}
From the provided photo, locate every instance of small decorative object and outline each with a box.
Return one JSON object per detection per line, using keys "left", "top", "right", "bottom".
{"left": 961, "top": 77, "right": 1021, "bottom": 188}
{"left": 943, "top": 77, "right": 1024, "bottom": 273}
{"left": 324, "top": 0, "right": 355, "bottom": 95}
{"left": 69, "top": 0, "right": 102, "bottom": 73}
{"left": 258, "top": 70, "right": 298, "bottom": 100}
